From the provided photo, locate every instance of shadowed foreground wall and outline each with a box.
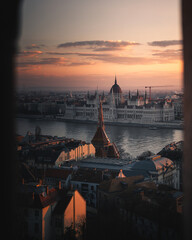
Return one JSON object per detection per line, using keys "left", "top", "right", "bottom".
{"left": 182, "top": 1, "right": 192, "bottom": 240}
{"left": 2, "top": 1, "right": 22, "bottom": 240}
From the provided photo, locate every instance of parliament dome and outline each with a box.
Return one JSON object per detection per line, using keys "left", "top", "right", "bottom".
{"left": 110, "top": 76, "right": 122, "bottom": 94}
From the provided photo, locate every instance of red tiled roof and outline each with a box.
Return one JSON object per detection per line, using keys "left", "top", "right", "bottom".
{"left": 16, "top": 135, "right": 24, "bottom": 143}
{"left": 99, "top": 175, "right": 145, "bottom": 193}
{"left": 38, "top": 188, "right": 58, "bottom": 208}
{"left": 91, "top": 127, "right": 110, "bottom": 147}
{"left": 107, "top": 143, "right": 120, "bottom": 158}
{"left": 18, "top": 187, "right": 58, "bottom": 209}
{"left": 72, "top": 169, "right": 103, "bottom": 183}
{"left": 38, "top": 168, "right": 73, "bottom": 180}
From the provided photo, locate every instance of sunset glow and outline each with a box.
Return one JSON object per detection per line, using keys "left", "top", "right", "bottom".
{"left": 17, "top": 0, "right": 182, "bottom": 91}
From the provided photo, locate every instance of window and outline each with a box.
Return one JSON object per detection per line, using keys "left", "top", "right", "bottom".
{"left": 55, "top": 217, "right": 62, "bottom": 228}
{"left": 24, "top": 221, "right": 28, "bottom": 233}
{"left": 34, "top": 223, "right": 39, "bottom": 233}
{"left": 35, "top": 210, "right": 39, "bottom": 217}
{"left": 82, "top": 183, "right": 88, "bottom": 192}
{"left": 24, "top": 208, "right": 28, "bottom": 217}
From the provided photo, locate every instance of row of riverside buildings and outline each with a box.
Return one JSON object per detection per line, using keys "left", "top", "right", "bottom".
{"left": 17, "top": 76, "right": 184, "bottom": 127}
{"left": 61, "top": 76, "right": 176, "bottom": 125}
{"left": 18, "top": 130, "right": 95, "bottom": 168}
{"left": 16, "top": 96, "right": 183, "bottom": 239}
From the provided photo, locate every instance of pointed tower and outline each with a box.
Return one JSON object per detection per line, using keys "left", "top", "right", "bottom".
{"left": 115, "top": 75, "right": 117, "bottom": 84}
{"left": 110, "top": 76, "right": 122, "bottom": 94}
{"left": 136, "top": 89, "right": 139, "bottom": 98}
{"left": 109, "top": 76, "right": 123, "bottom": 105}
{"left": 98, "top": 99, "right": 105, "bottom": 129}
{"left": 144, "top": 89, "right": 147, "bottom": 105}
{"left": 101, "top": 91, "right": 105, "bottom": 101}
{"left": 91, "top": 98, "right": 110, "bottom": 154}
{"left": 91, "top": 98, "right": 120, "bottom": 158}
{"left": 128, "top": 90, "right": 131, "bottom": 100}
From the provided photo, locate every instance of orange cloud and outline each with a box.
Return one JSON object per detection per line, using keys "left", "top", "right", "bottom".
{"left": 17, "top": 50, "right": 43, "bottom": 57}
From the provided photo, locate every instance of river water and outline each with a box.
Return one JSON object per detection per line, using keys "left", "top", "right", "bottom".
{"left": 16, "top": 118, "right": 183, "bottom": 158}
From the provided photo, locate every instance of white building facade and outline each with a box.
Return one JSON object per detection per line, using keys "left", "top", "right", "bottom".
{"left": 62, "top": 77, "right": 175, "bottom": 125}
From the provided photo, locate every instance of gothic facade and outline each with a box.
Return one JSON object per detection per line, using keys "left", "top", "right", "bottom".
{"left": 63, "top": 77, "right": 174, "bottom": 125}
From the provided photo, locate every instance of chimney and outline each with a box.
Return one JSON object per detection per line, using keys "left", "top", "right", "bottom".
{"left": 101, "top": 170, "right": 104, "bottom": 181}
{"left": 58, "top": 181, "right": 62, "bottom": 190}
{"left": 32, "top": 192, "right": 35, "bottom": 200}
{"left": 69, "top": 183, "right": 73, "bottom": 191}
{"left": 46, "top": 186, "right": 49, "bottom": 195}
{"left": 22, "top": 178, "right": 25, "bottom": 184}
{"left": 39, "top": 179, "right": 43, "bottom": 185}
{"left": 140, "top": 190, "right": 145, "bottom": 200}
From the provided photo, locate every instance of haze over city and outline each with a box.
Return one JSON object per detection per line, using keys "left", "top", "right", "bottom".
{"left": 16, "top": 0, "right": 182, "bottom": 91}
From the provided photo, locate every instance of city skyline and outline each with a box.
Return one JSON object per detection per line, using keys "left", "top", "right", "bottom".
{"left": 16, "top": 0, "right": 182, "bottom": 91}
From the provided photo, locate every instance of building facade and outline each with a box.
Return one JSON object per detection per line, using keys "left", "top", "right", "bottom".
{"left": 20, "top": 132, "right": 95, "bottom": 168}
{"left": 98, "top": 177, "right": 183, "bottom": 240}
{"left": 53, "top": 190, "right": 86, "bottom": 240}
{"left": 17, "top": 184, "right": 58, "bottom": 240}
{"left": 70, "top": 169, "right": 104, "bottom": 208}
{"left": 17, "top": 183, "right": 86, "bottom": 240}
{"left": 123, "top": 155, "right": 180, "bottom": 190}
{"left": 76, "top": 154, "right": 180, "bottom": 190}
{"left": 63, "top": 77, "right": 175, "bottom": 125}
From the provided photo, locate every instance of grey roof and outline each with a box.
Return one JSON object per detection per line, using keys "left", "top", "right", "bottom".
{"left": 77, "top": 156, "right": 173, "bottom": 179}
{"left": 128, "top": 160, "right": 156, "bottom": 171}
{"left": 122, "top": 169, "right": 151, "bottom": 178}
{"left": 78, "top": 157, "right": 131, "bottom": 170}
{"left": 125, "top": 156, "right": 174, "bottom": 172}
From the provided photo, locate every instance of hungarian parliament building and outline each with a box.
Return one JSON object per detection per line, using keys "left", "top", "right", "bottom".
{"left": 62, "top": 77, "right": 175, "bottom": 126}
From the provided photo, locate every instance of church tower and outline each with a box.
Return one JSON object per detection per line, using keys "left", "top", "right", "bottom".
{"left": 91, "top": 97, "right": 120, "bottom": 158}
{"left": 109, "top": 76, "right": 124, "bottom": 105}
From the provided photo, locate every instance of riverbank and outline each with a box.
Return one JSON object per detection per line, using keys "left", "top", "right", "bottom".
{"left": 16, "top": 114, "right": 184, "bottom": 130}
{"left": 16, "top": 117, "right": 183, "bottom": 157}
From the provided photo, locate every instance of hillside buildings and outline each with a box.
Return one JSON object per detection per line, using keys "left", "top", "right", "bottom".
{"left": 97, "top": 176, "right": 183, "bottom": 240}
{"left": 17, "top": 183, "right": 86, "bottom": 240}
{"left": 18, "top": 130, "right": 95, "bottom": 168}
{"left": 77, "top": 154, "right": 180, "bottom": 190}
{"left": 17, "top": 136, "right": 183, "bottom": 239}
{"left": 16, "top": 110, "right": 183, "bottom": 239}
{"left": 71, "top": 168, "right": 105, "bottom": 208}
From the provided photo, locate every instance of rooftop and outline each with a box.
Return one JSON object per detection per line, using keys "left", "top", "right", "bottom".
{"left": 99, "top": 176, "right": 183, "bottom": 226}
{"left": 99, "top": 175, "right": 145, "bottom": 193}
{"left": 18, "top": 183, "right": 58, "bottom": 209}
{"left": 37, "top": 168, "right": 73, "bottom": 180}
{"left": 77, "top": 157, "right": 131, "bottom": 172}
{"left": 109, "top": 77, "right": 122, "bottom": 94}
{"left": 126, "top": 155, "right": 174, "bottom": 172}
{"left": 72, "top": 168, "right": 104, "bottom": 183}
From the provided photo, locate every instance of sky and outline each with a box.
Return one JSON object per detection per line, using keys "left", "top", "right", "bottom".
{"left": 16, "top": 0, "right": 182, "bottom": 91}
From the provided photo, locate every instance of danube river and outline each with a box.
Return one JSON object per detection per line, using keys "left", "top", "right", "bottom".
{"left": 16, "top": 118, "right": 183, "bottom": 158}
